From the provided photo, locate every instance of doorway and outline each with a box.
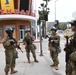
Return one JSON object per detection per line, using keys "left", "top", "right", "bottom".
{"left": 19, "top": 25, "right": 27, "bottom": 39}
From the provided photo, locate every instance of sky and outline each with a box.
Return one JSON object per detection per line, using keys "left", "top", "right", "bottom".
{"left": 36, "top": 0, "right": 76, "bottom": 22}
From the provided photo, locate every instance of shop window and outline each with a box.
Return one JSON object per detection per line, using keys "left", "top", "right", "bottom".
{"left": 19, "top": 0, "right": 29, "bottom": 12}
{"left": 18, "top": 25, "right": 27, "bottom": 39}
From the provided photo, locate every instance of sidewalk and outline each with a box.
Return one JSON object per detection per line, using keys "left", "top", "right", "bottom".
{"left": 0, "top": 50, "right": 54, "bottom": 75}
{"left": 0, "top": 38, "right": 65, "bottom": 75}
{"left": 41, "top": 38, "right": 66, "bottom": 75}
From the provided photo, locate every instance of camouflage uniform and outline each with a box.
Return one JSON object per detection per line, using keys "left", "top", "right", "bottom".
{"left": 66, "top": 20, "right": 76, "bottom": 75}
{"left": 23, "top": 30, "right": 38, "bottom": 63}
{"left": 2, "top": 36, "right": 17, "bottom": 75}
{"left": 48, "top": 27, "right": 60, "bottom": 70}
{"left": 66, "top": 33, "right": 76, "bottom": 75}
{"left": 2, "top": 27, "right": 18, "bottom": 75}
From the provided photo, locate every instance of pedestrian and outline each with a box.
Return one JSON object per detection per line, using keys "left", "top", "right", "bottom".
{"left": 2, "top": 27, "right": 19, "bottom": 75}
{"left": 48, "top": 27, "right": 60, "bottom": 70}
{"left": 65, "top": 20, "right": 76, "bottom": 75}
{"left": 23, "top": 29, "right": 39, "bottom": 63}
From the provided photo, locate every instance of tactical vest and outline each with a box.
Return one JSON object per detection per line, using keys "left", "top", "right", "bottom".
{"left": 70, "top": 33, "right": 76, "bottom": 52}
{"left": 24, "top": 35, "right": 33, "bottom": 45}
{"left": 49, "top": 34, "right": 60, "bottom": 46}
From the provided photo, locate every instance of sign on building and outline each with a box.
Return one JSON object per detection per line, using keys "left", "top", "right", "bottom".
{"left": 1, "top": 0, "right": 14, "bottom": 13}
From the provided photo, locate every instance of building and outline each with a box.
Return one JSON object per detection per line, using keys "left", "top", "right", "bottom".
{"left": 46, "top": 21, "right": 56, "bottom": 32}
{"left": 72, "top": 11, "right": 76, "bottom": 19}
{"left": 0, "top": 0, "right": 37, "bottom": 40}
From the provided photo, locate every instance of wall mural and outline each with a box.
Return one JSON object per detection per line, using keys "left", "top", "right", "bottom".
{"left": 5, "top": 0, "right": 9, "bottom": 4}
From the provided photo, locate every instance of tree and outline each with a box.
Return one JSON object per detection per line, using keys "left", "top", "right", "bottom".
{"left": 38, "top": 3, "right": 50, "bottom": 37}
{"left": 58, "top": 23, "right": 67, "bottom": 30}
{"left": 38, "top": 0, "right": 50, "bottom": 20}
{"left": 43, "top": 0, "right": 51, "bottom": 11}
{"left": 38, "top": 3, "right": 50, "bottom": 20}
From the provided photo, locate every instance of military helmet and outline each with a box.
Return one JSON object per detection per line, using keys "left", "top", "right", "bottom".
{"left": 51, "top": 26, "right": 57, "bottom": 31}
{"left": 69, "top": 20, "right": 76, "bottom": 26}
{"left": 5, "top": 27, "right": 14, "bottom": 34}
{"left": 26, "top": 29, "right": 31, "bottom": 32}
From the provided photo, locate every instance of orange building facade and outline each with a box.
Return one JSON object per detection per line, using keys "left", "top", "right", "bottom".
{"left": 0, "top": 0, "right": 36, "bottom": 40}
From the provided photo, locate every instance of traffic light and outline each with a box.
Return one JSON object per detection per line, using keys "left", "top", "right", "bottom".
{"left": 55, "top": 20, "right": 59, "bottom": 25}
{"left": 54, "top": 20, "right": 59, "bottom": 27}
{"left": 37, "top": 18, "right": 41, "bottom": 25}
{"left": 44, "top": 14, "right": 48, "bottom": 21}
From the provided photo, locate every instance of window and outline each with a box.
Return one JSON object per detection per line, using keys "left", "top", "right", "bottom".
{"left": 14, "top": 0, "right": 18, "bottom": 9}
{"left": 19, "top": 0, "right": 29, "bottom": 12}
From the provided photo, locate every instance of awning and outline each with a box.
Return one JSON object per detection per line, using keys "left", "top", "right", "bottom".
{"left": 0, "top": 14, "right": 36, "bottom": 22}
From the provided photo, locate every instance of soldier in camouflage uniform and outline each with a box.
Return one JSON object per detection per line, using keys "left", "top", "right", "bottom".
{"left": 48, "top": 27, "right": 60, "bottom": 70}
{"left": 23, "top": 29, "right": 39, "bottom": 63}
{"left": 66, "top": 20, "right": 76, "bottom": 75}
{"left": 2, "top": 27, "right": 19, "bottom": 75}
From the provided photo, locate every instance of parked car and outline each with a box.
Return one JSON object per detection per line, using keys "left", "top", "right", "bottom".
{"left": 57, "top": 30, "right": 63, "bottom": 33}
{"left": 64, "top": 29, "right": 74, "bottom": 37}
{"left": 45, "top": 32, "right": 51, "bottom": 38}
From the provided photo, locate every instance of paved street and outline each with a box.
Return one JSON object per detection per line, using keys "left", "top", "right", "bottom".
{"left": 0, "top": 34, "right": 66, "bottom": 75}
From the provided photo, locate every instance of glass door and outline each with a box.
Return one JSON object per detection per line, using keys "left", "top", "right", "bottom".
{"left": 19, "top": 25, "right": 27, "bottom": 39}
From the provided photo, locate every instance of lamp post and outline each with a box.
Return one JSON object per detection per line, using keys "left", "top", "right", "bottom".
{"left": 54, "top": 0, "right": 58, "bottom": 20}
{"left": 39, "top": 0, "right": 50, "bottom": 56}
{"left": 39, "top": 20, "right": 43, "bottom": 56}
{"left": 46, "top": 0, "right": 48, "bottom": 11}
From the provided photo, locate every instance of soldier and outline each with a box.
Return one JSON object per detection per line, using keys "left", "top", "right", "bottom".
{"left": 2, "top": 27, "right": 19, "bottom": 75}
{"left": 65, "top": 20, "right": 76, "bottom": 75}
{"left": 23, "top": 29, "right": 39, "bottom": 63}
{"left": 48, "top": 27, "right": 60, "bottom": 70}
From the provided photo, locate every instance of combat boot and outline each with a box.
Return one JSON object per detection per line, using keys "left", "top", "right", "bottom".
{"left": 50, "top": 63, "right": 56, "bottom": 67}
{"left": 27, "top": 57, "right": 31, "bottom": 63}
{"left": 10, "top": 70, "right": 18, "bottom": 74}
{"left": 28, "top": 60, "right": 31, "bottom": 63}
{"left": 55, "top": 65, "right": 59, "bottom": 70}
{"left": 28, "top": 59, "right": 31, "bottom": 63}
{"left": 34, "top": 59, "right": 39, "bottom": 63}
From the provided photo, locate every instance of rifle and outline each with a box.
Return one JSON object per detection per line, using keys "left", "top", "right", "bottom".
{"left": 64, "top": 36, "right": 71, "bottom": 63}
{"left": 64, "top": 36, "right": 72, "bottom": 74}
{"left": 5, "top": 28, "right": 23, "bottom": 53}
{"left": 10, "top": 37, "right": 23, "bottom": 53}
